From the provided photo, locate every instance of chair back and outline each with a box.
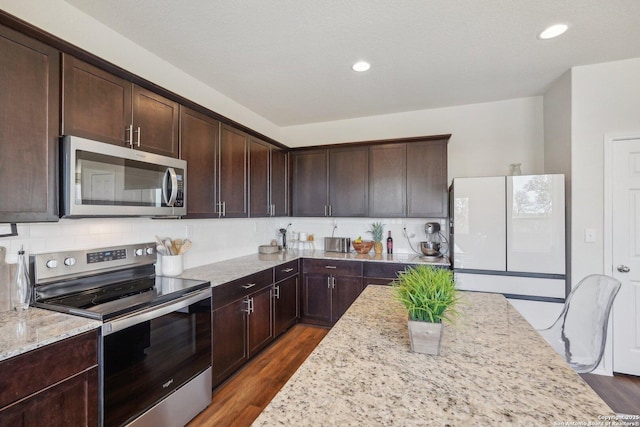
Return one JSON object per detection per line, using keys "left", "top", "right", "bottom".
{"left": 551, "top": 274, "right": 621, "bottom": 373}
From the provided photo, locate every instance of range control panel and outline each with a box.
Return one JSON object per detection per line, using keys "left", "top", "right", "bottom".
{"left": 31, "top": 242, "right": 157, "bottom": 284}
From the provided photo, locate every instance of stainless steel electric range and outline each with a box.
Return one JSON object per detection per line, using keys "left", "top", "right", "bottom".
{"left": 31, "top": 243, "right": 212, "bottom": 427}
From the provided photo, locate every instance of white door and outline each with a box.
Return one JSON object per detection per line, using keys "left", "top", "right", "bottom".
{"left": 612, "top": 138, "right": 640, "bottom": 376}
{"left": 452, "top": 176, "right": 506, "bottom": 270}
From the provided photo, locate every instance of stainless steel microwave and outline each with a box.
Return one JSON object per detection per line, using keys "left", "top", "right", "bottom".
{"left": 60, "top": 136, "right": 187, "bottom": 218}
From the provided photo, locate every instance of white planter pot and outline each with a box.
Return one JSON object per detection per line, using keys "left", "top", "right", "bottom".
{"left": 407, "top": 320, "right": 443, "bottom": 355}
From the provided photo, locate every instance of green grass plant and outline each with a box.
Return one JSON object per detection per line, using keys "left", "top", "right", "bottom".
{"left": 393, "top": 265, "right": 460, "bottom": 324}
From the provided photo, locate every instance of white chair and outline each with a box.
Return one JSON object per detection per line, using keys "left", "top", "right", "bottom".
{"left": 537, "top": 274, "right": 621, "bottom": 373}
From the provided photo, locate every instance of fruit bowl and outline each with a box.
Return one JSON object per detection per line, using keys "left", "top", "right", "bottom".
{"left": 352, "top": 240, "right": 374, "bottom": 254}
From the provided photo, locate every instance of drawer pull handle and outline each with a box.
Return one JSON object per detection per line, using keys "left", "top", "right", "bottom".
{"left": 242, "top": 283, "right": 256, "bottom": 289}
{"left": 282, "top": 268, "right": 294, "bottom": 273}
{"left": 325, "top": 265, "right": 337, "bottom": 269}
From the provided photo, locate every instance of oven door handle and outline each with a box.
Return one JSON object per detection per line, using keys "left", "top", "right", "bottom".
{"left": 102, "top": 288, "right": 211, "bottom": 336}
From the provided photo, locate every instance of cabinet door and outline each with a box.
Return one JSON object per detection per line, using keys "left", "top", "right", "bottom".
{"left": 247, "top": 286, "right": 273, "bottom": 357}
{"left": 249, "top": 138, "right": 270, "bottom": 217}
{"left": 407, "top": 140, "right": 448, "bottom": 217}
{"left": 0, "top": 368, "right": 98, "bottom": 427}
{"left": 62, "top": 54, "right": 132, "bottom": 147}
{"left": 369, "top": 144, "right": 406, "bottom": 218}
{"left": 301, "top": 273, "right": 332, "bottom": 326}
{"left": 274, "top": 275, "right": 299, "bottom": 337}
{"left": 180, "top": 107, "right": 218, "bottom": 217}
{"left": 212, "top": 299, "right": 247, "bottom": 386}
{"left": 270, "top": 148, "right": 288, "bottom": 216}
{"left": 132, "top": 84, "right": 180, "bottom": 158}
{"left": 219, "top": 124, "right": 248, "bottom": 218}
{"left": 333, "top": 276, "right": 363, "bottom": 323}
{"left": 0, "top": 26, "right": 59, "bottom": 222}
{"left": 329, "top": 146, "right": 369, "bottom": 217}
{"left": 291, "top": 150, "right": 328, "bottom": 217}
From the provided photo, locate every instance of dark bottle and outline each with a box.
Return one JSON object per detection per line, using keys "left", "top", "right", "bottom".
{"left": 386, "top": 231, "right": 393, "bottom": 254}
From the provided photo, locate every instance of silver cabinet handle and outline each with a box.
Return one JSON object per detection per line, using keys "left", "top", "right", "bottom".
{"left": 328, "top": 205, "right": 332, "bottom": 216}
{"left": 282, "top": 268, "right": 294, "bottom": 273}
{"left": 331, "top": 276, "right": 336, "bottom": 289}
{"left": 325, "top": 265, "right": 337, "bottom": 269}
{"left": 324, "top": 205, "right": 328, "bottom": 216}
{"left": 243, "top": 298, "right": 252, "bottom": 314}
{"left": 273, "top": 285, "right": 280, "bottom": 299}
{"left": 125, "top": 124, "right": 133, "bottom": 148}
{"left": 242, "top": 283, "right": 256, "bottom": 289}
{"left": 327, "top": 277, "right": 332, "bottom": 289}
{"left": 134, "top": 126, "right": 141, "bottom": 147}
{"left": 617, "top": 265, "right": 631, "bottom": 273}
{"left": 222, "top": 201, "right": 226, "bottom": 217}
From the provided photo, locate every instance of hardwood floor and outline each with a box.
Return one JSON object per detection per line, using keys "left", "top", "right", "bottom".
{"left": 188, "top": 323, "right": 640, "bottom": 426}
{"left": 187, "top": 324, "right": 328, "bottom": 427}
{"left": 581, "top": 373, "right": 640, "bottom": 415}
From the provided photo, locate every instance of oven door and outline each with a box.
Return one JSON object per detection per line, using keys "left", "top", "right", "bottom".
{"left": 61, "top": 135, "right": 186, "bottom": 218}
{"left": 101, "top": 288, "right": 211, "bottom": 427}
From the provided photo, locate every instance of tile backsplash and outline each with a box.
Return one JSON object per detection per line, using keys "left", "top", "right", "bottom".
{"left": 0, "top": 216, "right": 447, "bottom": 312}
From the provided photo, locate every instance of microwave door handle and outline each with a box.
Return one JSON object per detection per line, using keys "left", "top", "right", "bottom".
{"left": 163, "top": 168, "right": 178, "bottom": 207}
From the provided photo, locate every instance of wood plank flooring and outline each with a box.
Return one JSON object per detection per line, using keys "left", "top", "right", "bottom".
{"left": 187, "top": 324, "right": 328, "bottom": 427}
{"left": 581, "top": 373, "right": 640, "bottom": 415}
{"left": 188, "top": 324, "right": 640, "bottom": 426}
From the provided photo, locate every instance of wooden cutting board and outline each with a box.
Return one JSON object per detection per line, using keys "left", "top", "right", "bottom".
{"left": 0, "top": 247, "right": 13, "bottom": 312}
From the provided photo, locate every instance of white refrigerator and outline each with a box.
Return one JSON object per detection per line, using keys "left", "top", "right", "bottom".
{"left": 451, "top": 174, "right": 566, "bottom": 305}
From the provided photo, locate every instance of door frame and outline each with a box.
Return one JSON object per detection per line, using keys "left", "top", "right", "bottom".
{"left": 603, "top": 132, "right": 640, "bottom": 375}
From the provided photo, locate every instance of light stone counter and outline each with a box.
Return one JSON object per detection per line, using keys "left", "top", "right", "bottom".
{"left": 179, "top": 249, "right": 449, "bottom": 287}
{"left": 0, "top": 308, "right": 101, "bottom": 362}
{"left": 253, "top": 285, "right": 614, "bottom": 426}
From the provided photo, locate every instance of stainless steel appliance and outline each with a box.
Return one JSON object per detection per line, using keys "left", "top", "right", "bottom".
{"left": 31, "top": 243, "right": 211, "bottom": 427}
{"left": 60, "top": 136, "right": 187, "bottom": 218}
{"left": 420, "top": 222, "right": 446, "bottom": 257}
{"left": 324, "top": 237, "right": 351, "bottom": 253}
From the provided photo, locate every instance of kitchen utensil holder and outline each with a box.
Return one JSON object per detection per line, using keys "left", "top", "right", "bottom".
{"left": 160, "top": 254, "right": 183, "bottom": 277}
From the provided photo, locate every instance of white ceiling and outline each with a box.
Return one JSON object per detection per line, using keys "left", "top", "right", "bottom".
{"left": 65, "top": 0, "right": 640, "bottom": 127}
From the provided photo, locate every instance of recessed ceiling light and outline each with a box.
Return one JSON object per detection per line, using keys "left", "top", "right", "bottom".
{"left": 352, "top": 61, "right": 371, "bottom": 72}
{"left": 538, "top": 24, "right": 568, "bottom": 40}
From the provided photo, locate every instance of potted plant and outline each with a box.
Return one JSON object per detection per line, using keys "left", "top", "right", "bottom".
{"left": 368, "top": 222, "right": 385, "bottom": 254}
{"left": 393, "top": 265, "right": 460, "bottom": 355}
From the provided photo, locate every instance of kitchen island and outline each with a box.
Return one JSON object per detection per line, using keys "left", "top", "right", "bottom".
{"left": 252, "top": 285, "right": 613, "bottom": 425}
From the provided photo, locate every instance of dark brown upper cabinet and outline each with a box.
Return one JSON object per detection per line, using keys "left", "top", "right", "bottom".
{"left": 291, "top": 149, "right": 328, "bottom": 217}
{"left": 407, "top": 139, "right": 448, "bottom": 218}
{"left": 369, "top": 144, "right": 407, "bottom": 217}
{"left": 249, "top": 137, "right": 288, "bottom": 217}
{"left": 270, "top": 148, "right": 288, "bottom": 217}
{"left": 249, "top": 138, "right": 270, "bottom": 217}
{"left": 0, "top": 25, "right": 60, "bottom": 222}
{"left": 291, "top": 147, "right": 368, "bottom": 217}
{"left": 218, "top": 124, "right": 248, "bottom": 218}
{"left": 328, "top": 146, "right": 368, "bottom": 217}
{"left": 180, "top": 107, "right": 219, "bottom": 217}
{"left": 63, "top": 54, "right": 180, "bottom": 158}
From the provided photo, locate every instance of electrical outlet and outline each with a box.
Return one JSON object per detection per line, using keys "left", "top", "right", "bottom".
{"left": 585, "top": 228, "right": 597, "bottom": 243}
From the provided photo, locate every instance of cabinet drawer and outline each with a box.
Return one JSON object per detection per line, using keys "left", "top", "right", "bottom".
{"left": 302, "top": 259, "right": 362, "bottom": 276}
{"left": 0, "top": 330, "right": 98, "bottom": 408}
{"left": 212, "top": 268, "right": 273, "bottom": 310}
{"left": 363, "top": 262, "right": 413, "bottom": 279}
{"left": 274, "top": 260, "right": 299, "bottom": 282}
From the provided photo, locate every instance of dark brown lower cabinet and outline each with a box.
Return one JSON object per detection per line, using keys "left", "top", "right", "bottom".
{"left": 273, "top": 275, "right": 299, "bottom": 337}
{"left": 0, "top": 330, "right": 99, "bottom": 427}
{"left": 301, "top": 259, "right": 364, "bottom": 327}
{"left": 211, "top": 269, "right": 273, "bottom": 387}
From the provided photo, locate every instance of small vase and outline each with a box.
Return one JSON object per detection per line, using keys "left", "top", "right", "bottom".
{"left": 407, "top": 320, "right": 443, "bottom": 355}
{"left": 374, "top": 241, "right": 383, "bottom": 254}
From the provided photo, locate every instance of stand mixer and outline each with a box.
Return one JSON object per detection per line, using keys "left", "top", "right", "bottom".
{"left": 419, "top": 222, "right": 447, "bottom": 258}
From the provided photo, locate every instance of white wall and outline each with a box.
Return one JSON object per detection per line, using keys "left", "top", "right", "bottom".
{"left": 281, "top": 97, "right": 545, "bottom": 180}
{"left": 0, "top": 0, "right": 282, "bottom": 142}
{"left": 571, "top": 57, "right": 640, "bottom": 283}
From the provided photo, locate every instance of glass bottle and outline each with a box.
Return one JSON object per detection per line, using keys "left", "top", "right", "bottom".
{"left": 12, "top": 247, "right": 31, "bottom": 311}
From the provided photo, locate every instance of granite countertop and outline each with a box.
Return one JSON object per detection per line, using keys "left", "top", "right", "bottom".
{"left": 180, "top": 248, "right": 449, "bottom": 287}
{"left": 0, "top": 308, "right": 101, "bottom": 362}
{"left": 253, "top": 285, "right": 614, "bottom": 426}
